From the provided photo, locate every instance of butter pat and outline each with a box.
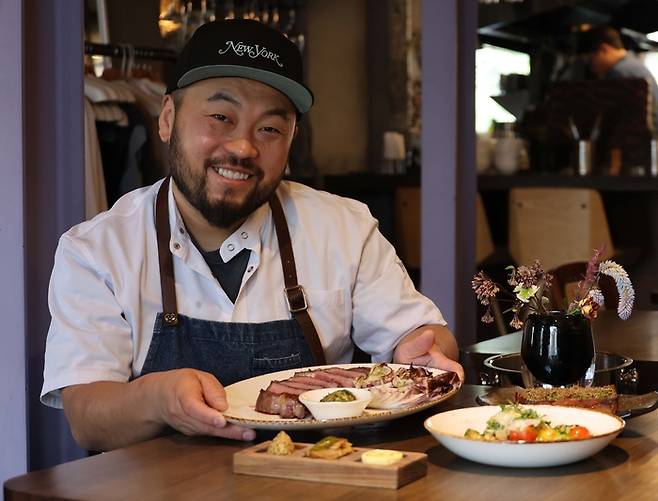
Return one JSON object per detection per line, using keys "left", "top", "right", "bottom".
{"left": 361, "top": 449, "right": 404, "bottom": 466}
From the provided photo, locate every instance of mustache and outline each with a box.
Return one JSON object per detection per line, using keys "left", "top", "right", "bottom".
{"left": 205, "top": 156, "right": 261, "bottom": 174}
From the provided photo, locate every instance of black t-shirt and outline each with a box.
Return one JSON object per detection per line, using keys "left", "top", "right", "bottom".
{"left": 199, "top": 247, "right": 251, "bottom": 303}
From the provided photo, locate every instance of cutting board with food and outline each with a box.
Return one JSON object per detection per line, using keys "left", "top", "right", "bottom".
{"left": 233, "top": 433, "right": 427, "bottom": 489}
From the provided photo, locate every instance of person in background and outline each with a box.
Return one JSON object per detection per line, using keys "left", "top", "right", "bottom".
{"left": 580, "top": 25, "right": 658, "bottom": 129}
{"left": 41, "top": 19, "right": 462, "bottom": 452}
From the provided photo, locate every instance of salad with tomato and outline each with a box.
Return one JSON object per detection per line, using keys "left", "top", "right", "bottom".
{"left": 464, "top": 404, "right": 592, "bottom": 442}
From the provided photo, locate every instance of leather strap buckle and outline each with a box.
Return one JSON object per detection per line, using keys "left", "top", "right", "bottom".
{"left": 284, "top": 285, "right": 308, "bottom": 313}
{"left": 163, "top": 312, "right": 178, "bottom": 325}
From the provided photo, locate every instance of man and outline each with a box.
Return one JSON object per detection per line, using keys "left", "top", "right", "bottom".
{"left": 41, "top": 19, "right": 462, "bottom": 452}
{"left": 581, "top": 25, "right": 658, "bottom": 129}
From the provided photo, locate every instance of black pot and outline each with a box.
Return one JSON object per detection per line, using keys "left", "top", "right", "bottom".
{"left": 484, "top": 351, "right": 633, "bottom": 389}
{"left": 521, "top": 312, "right": 595, "bottom": 386}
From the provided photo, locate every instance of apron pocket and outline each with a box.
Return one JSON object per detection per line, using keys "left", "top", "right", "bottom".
{"left": 252, "top": 352, "right": 303, "bottom": 376}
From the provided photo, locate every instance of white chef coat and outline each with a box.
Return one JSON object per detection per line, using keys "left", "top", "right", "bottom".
{"left": 41, "top": 179, "right": 446, "bottom": 408}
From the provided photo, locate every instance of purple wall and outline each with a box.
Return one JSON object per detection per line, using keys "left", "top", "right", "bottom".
{"left": 23, "top": 0, "right": 87, "bottom": 470}
{"left": 421, "top": 0, "right": 476, "bottom": 345}
{"left": 0, "top": 0, "right": 28, "bottom": 487}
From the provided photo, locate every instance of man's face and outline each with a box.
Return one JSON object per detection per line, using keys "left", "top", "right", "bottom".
{"left": 585, "top": 45, "right": 611, "bottom": 77}
{"left": 162, "top": 77, "right": 297, "bottom": 228}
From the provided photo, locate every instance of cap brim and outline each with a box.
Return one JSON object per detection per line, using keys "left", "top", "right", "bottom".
{"left": 177, "top": 65, "right": 313, "bottom": 113}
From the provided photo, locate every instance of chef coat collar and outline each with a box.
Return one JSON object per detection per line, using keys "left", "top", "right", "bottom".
{"left": 165, "top": 178, "right": 271, "bottom": 263}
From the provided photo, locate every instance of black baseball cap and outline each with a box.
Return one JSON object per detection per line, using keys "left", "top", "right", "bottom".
{"left": 166, "top": 19, "right": 314, "bottom": 113}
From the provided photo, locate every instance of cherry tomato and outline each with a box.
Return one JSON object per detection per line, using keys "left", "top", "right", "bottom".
{"left": 508, "top": 426, "right": 538, "bottom": 442}
{"left": 569, "top": 426, "right": 592, "bottom": 440}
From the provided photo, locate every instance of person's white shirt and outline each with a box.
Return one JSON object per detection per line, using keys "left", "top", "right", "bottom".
{"left": 41, "top": 179, "right": 446, "bottom": 408}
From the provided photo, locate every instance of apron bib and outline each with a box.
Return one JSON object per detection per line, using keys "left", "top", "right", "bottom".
{"left": 140, "top": 177, "right": 325, "bottom": 386}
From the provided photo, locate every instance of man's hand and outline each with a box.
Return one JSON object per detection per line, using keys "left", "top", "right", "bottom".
{"left": 393, "top": 325, "right": 464, "bottom": 380}
{"left": 62, "top": 368, "right": 255, "bottom": 451}
{"left": 149, "top": 369, "right": 256, "bottom": 441}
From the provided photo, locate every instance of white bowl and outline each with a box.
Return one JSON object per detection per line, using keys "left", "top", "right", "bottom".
{"left": 424, "top": 405, "right": 624, "bottom": 468}
{"left": 298, "top": 388, "right": 372, "bottom": 420}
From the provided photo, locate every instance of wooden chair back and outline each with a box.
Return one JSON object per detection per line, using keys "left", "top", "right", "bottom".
{"left": 395, "top": 187, "right": 421, "bottom": 269}
{"left": 394, "top": 188, "right": 496, "bottom": 269}
{"left": 549, "top": 261, "right": 619, "bottom": 311}
{"left": 476, "top": 192, "right": 494, "bottom": 265}
{"left": 508, "top": 188, "right": 614, "bottom": 271}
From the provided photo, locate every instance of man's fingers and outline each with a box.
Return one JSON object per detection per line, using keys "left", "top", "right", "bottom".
{"left": 209, "top": 423, "right": 256, "bottom": 441}
{"left": 198, "top": 372, "right": 228, "bottom": 412}
{"left": 180, "top": 395, "right": 226, "bottom": 427}
{"left": 401, "top": 330, "right": 435, "bottom": 359}
{"left": 178, "top": 417, "right": 255, "bottom": 441}
{"left": 427, "top": 346, "right": 465, "bottom": 380}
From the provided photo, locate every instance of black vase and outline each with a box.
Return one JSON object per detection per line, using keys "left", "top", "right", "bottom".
{"left": 520, "top": 311, "right": 595, "bottom": 387}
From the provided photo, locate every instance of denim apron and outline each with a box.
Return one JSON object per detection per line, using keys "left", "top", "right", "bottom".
{"left": 140, "top": 177, "right": 326, "bottom": 386}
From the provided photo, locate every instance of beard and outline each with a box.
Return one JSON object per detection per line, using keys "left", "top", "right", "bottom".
{"left": 168, "top": 125, "right": 284, "bottom": 229}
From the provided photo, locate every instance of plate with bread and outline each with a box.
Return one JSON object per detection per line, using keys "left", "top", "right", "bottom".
{"left": 477, "top": 384, "right": 658, "bottom": 418}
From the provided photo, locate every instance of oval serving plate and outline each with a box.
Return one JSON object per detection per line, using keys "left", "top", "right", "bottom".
{"left": 223, "top": 363, "right": 461, "bottom": 430}
{"left": 424, "top": 405, "right": 624, "bottom": 468}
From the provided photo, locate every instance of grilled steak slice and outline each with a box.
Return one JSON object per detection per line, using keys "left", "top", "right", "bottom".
{"left": 255, "top": 389, "right": 308, "bottom": 418}
{"left": 264, "top": 381, "right": 307, "bottom": 396}
{"left": 274, "top": 380, "right": 324, "bottom": 391}
{"left": 286, "top": 376, "right": 338, "bottom": 388}
{"left": 325, "top": 367, "right": 369, "bottom": 379}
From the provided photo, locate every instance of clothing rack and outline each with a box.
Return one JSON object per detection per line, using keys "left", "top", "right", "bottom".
{"left": 84, "top": 41, "right": 178, "bottom": 62}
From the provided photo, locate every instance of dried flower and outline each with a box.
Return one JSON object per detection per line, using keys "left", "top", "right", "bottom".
{"left": 514, "top": 284, "right": 539, "bottom": 303}
{"left": 588, "top": 288, "right": 605, "bottom": 307}
{"left": 473, "top": 248, "right": 634, "bottom": 329}
{"left": 481, "top": 309, "right": 494, "bottom": 324}
{"left": 473, "top": 260, "right": 552, "bottom": 329}
{"left": 599, "top": 260, "right": 635, "bottom": 320}
{"left": 510, "top": 312, "right": 524, "bottom": 330}
{"left": 577, "top": 296, "right": 600, "bottom": 321}
{"left": 472, "top": 272, "right": 499, "bottom": 306}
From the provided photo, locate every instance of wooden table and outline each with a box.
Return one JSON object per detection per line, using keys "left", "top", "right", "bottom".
{"left": 461, "top": 310, "right": 658, "bottom": 392}
{"left": 5, "top": 385, "right": 658, "bottom": 500}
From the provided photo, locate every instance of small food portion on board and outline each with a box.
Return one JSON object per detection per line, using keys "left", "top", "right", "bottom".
{"left": 361, "top": 449, "right": 404, "bottom": 466}
{"left": 515, "top": 385, "right": 618, "bottom": 414}
{"left": 307, "top": 436, "right": 354, "bottom": 459}
{"left": 233, "top": 438, "right": 428, "bottom": 489}
{"left": 254, "top": 362, "right": 460, "bottom": 419}
{"left": 464, "top": 404, "right": 592, "bottom": 442}
{"left": 266, "top": 431, "right": 295, "bottom": 456}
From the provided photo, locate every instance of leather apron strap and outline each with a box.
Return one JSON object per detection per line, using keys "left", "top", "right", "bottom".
{"left": 156, "top": 177, "right": 179, "bottom": 326}
{"left": 269, "top": 194, "right": 326, "bottom": 365}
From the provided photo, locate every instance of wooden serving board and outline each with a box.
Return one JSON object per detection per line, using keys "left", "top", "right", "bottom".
{"left": 233, "top": 441, "right": 427, "bottom": 489}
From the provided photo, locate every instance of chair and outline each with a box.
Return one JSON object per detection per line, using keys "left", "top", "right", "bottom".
{"left": 394, "top": 188, "right": 495, "bottom": 269}
{"left": 508, "top": 187, "right": 614, "bottom": 272}
{"left": 394, "top": 187, "right": 421, "bottom": 270}
{"left": 549, "top": 261, "right": 619, "bottom": 311}
{"left": 476, "top": 192, "right": 494, "bottom": 265}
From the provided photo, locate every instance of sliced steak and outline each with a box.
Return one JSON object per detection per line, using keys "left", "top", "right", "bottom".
{"left": 348, "top": 366, "right": 372, "bottom": 376}
{"left": 286, "top": 376, "right": 337, "bottom": 388}
{"left": 264, "top": 381, "right": 307, "bottom": 396}
{"left": 309, "top": 370, "right": 356, "bottom": 387}
{"left": 255, "top": 390, "right": 307, "bottom": 418}
{"left": 325, "top": 367, "right": 369, "bottom": 379}
{"left": 276, "top": 380, "right": 324, "bottom": 391}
